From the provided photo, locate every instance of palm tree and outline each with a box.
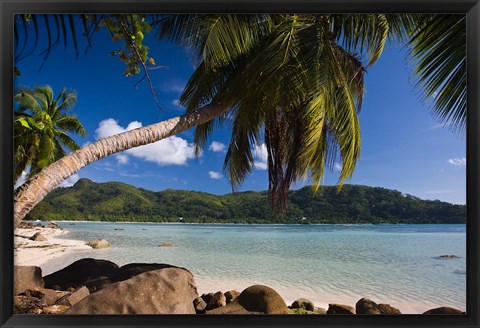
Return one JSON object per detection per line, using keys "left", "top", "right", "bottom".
{"left": 13, "top": 14, "right": 420, "bottom": 228}
{"left": 14, "top": 86, "right": 86, "bottom": 183}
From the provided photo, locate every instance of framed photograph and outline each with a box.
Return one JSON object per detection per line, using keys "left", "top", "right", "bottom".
{"left": 1, "top": 1, "right": 479, "bottom": 328}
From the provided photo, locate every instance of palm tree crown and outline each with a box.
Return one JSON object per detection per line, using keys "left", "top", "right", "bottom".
{"left": 14, "top": 86, "right": 86, "bottom": 182}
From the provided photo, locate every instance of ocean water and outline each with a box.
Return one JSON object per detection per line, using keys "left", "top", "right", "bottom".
{"left": 54, "top": 222, "right": 466, "bottom": 313}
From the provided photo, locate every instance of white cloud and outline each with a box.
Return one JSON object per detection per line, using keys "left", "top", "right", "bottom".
{"left": 14, "top": 171, "right": 27, "bottom": 189}
{"left": 334, "top": 162, "right": 343, "bottom": 172}
{"left": 58, "top": 174, "right": 80, "bottom": 188}
{"left": 448, "top": 157, "right": 466, "bottom": 166}
{"left": 115, "top": 154, "right": 129, "bottom": 165}
{"left": 209, "top": 141, "right": 226, "bottom": 153}
{"left": 208, "top": 171, "right": 223, "bottom": 179}
{"left": 95, "top": 118, "right": 197, "bottom": 166}
{"left": 253, "top": 143, "right": 268, "bottom": 170}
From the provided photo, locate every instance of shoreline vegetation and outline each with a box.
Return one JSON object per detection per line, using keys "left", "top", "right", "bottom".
{"left": 14, "top": 222, "right": 466, "bottom": 315}
{"left": 27, "top": 179, "right": 466, "bottom": 225}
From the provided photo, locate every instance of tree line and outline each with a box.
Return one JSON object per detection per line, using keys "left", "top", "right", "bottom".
{"left": 26, "top": 179, "right": 466, "bottom": 224}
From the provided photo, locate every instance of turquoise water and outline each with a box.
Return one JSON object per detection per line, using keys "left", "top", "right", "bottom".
{"left": 55, "top": 222, "right": 466, "bottom": 313}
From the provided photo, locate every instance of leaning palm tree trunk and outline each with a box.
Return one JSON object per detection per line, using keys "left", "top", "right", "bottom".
{"left": 13, "top": 101, "right": 228, "bottom": 230}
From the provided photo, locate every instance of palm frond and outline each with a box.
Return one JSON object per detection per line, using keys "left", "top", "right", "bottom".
{"left": 408, "top": 14, "right": 466, "bottom": 132}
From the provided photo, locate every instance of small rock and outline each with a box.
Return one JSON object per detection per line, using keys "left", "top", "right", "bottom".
{"left": 423, "top": 307, "right": 465, "bottom": 314}
{"left": 201, "top": 293, "right": 214, "bottom": 304}
{"left": 224, "top": 290, "right": 240, "bottom": 304}
{"left": 43, "top": 305, "right": 71, "bottom": 314}
{"left": 291, "top": 298, "right": 315, "bottom": 311}
{"left": 14, "top": 295, "right": 44, "bottom": 314}
{"left": 20, "top": 288, "right": 57, "bottom": 306}
{"left": 193, "top": 296, "right": 207, "bottom": 314}
{"left": 46, "top": 222, "right": 61, "bottom": 229}
{"left": 29, "top": 232, "right": 47, "bottom": 242}
{"left": 356, "top": 297, "right": 382, "bottom": 314}
{"left": 206, "top": 285, "right": 289, "bottom": 315}
{"left": 290, "top": 308, "right": 313, "bottom": 314}
{"left": 314, "top": 307, "right": 326, "bottom": 314}
{"left": 86, "top": 239, "right": 110, "bottom": 249}
{"left": 327, "top": 304, "right": 356, "bottom": 314}
{"left": 56, "top": 286, "right": 90, "bottom": 306}
{"left": 159, "top": 242, "right": 174, "bottom": 248}
{"left": 206, "top": 291, "right": 226, "bottom": 310}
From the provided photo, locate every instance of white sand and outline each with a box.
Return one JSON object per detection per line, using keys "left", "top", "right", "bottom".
{"left": 14, "top": 226, "right": 94, "bottom": 275}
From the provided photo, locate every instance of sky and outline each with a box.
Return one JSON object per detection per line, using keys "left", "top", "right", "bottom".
{"left": 14, "top": 15, "right": 466, "bottom": 204}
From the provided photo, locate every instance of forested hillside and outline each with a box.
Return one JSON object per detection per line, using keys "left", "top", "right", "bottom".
{"left": 27, "top": 179, "right": 466, "bottom": 224}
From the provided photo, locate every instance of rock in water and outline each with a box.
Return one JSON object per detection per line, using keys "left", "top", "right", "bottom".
{"left": 206, "top": 285, "right": 289, "bottom": 314}
{"left": 291, "top": 298, "right": 315, "bottom": 311}
{"left": 86, "top": 239, "right": 110, "bottom": 249}
{"left": 44, "top": 258, "right": 119, "bottom": 290}
{"left": 224, "top": 290, "right": 240, "bottom": 304}
{"left": 14, "top": 266, "right": 44, "bottom": 295}
{"left": 29, "top": 232, "right": 47, "bottom": 241}
{"left": 423, "top": 307, "right": 465, "bottom": 314}
{"left": 66, "top": 268, "right": 198, "bottom": 314}
{"left": 159, "top": 242, "right": 175, "bottom": 248}
{"left": 439, "top": 255, "right": 460, "bottom": 259}
{"left": 326, "top": 304, "right": 356, "bottom": 314}
{"left": 206, "top": 291, "right": 226, "bottom": 310}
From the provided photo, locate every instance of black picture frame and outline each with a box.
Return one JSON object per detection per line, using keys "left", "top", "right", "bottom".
{"left": 1, "top": 1, "right": 479, "bottom": 327}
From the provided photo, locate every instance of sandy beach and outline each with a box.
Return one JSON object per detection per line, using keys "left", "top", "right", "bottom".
{"left": 14, "top": 225, "right": 94, "bottom": 275}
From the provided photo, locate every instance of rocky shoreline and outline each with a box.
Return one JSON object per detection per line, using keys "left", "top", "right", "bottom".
{"left": 14, "top": 257, "right": 466, "bottom": 315}
{"left": 13, "top": 222, "right": 466, "bottom": 315}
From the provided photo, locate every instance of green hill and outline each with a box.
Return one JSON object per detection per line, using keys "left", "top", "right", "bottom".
{"left": 27, "top": 178, "right": 466, "bottom": 224}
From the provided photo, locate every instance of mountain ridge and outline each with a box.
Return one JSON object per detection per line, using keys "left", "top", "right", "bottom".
{"left": 27, "top": 178, "right": 466, "bottom": 224}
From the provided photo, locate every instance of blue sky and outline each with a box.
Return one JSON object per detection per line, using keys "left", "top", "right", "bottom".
{"left": 14, "top": 16, "right": 466, "bottom": 204}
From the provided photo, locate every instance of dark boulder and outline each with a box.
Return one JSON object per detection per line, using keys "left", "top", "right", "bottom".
{"left": 356, "top": 298, "right": 402, "bottom": 314}
{"left": 423, "top": 307, "right": 465, "bottom": 314}
{"left": 14, "top": 266, "right": 44, "bottom": 295}
{"left": 43, "top": 258, "right": 119, "bottom": 290}
{"left": 66, "top": 268, "right": 198, "bottom": 314}
{"left": 85, "top": 263, "right": 184, "bottom": 293}
{"left": 356, "top": 298, "right": 382, "bottom": 314}
{"left": 326, "top": 304, "right": 356, "bottom": 314}
{"left": 201, "top": 293, "right": 214, "bottom": 304}
{"left": 206, "top": 285, "right": 289, "bottom": 314}
{"left": 291, "top": 298, "right": 315, "bottom": 311}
